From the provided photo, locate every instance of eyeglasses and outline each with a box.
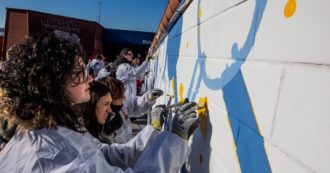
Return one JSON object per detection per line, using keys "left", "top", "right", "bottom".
{"left": 83, "top": 63, "right": 91, "bottom": 82}
{"left": 70, "top": 63, "right": 91, "bottom": 86}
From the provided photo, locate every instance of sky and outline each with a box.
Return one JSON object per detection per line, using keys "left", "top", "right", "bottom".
{"left": 0, "top": 0, "right": 169, "bottom": 32}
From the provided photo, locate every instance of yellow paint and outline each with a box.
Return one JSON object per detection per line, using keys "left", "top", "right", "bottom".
{"left": 197, "top": 97, "right": 208, "bottom": 138}
{"left": 186, "top": 42, "right": 189, "bottom": 49}
{"left": 171, "top": 77, "right": 175, "bottom": 96}
{"left": 226, "top": 114, "right": 242, "bottom": 171}
{"left": 179, "top": 83, "right": 184, "bottom": 104}
{"left": 198, "top": 6, "right": 202, "bottom": 18}
{"left": 250, "top": 100, "right": 262, "bottom": 133}
{"left": 264, "top": 143, "right": 273, "bottom": 172}
{"left": 284, "top": 0, "right": 296, "bottom": 18}
{"left": 245, "top": 79, "right": 262, "bottom": 134}
{"left": 151, "top": 119, "right": 162, "bottom": 131}
{"left": 153, "top": 53, "right": 157, "bottom": 60}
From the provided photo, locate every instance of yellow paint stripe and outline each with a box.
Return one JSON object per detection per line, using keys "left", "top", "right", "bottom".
{"left": 226, "top": 114, "right": 242, "bottom": 171}
{"left": 179, "top": 83, "right": 184, "bottom": 104}
{"left": 197, "top": 97, "right": 208, "bottom": 138}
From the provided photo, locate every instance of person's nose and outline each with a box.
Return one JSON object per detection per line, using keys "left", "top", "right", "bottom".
{"left": 107, "top": 105, "right": 112, "bottom": 113}
{"left": 87, "top": 74, "right": 93, "bottom": 83}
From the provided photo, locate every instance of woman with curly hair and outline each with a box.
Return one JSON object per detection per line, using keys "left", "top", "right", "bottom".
{"left": 0, "top": 33, "right": 200, "bottom": 172}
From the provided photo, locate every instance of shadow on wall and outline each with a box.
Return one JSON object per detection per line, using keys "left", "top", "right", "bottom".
{"left": 188, "top": 112, "right": 213, "bottom": 172}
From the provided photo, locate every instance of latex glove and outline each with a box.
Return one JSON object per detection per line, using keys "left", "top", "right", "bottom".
{"left": 150, "top": 105, "right": 167, "bottom": 131}
{"left": 148, "top": 88, "right": 163, "bottom": 100}
{"left": 101, "top": 112, "right": 123, "bottom": 136}
{"left": 172, "top": 102, "right": 200, "bottom": 140}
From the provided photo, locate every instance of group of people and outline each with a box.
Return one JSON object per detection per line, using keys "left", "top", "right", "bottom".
{"left": 89, "top": 48, "right": 147, "bottom": 98}
{"left": 0, "top": 33, "right": 200, "bottom": 172}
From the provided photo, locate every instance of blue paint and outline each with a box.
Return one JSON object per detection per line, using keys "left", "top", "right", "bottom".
{"left": 159, "top": 0, "right": 270, "bottom": 172}
{"left": 187, "top": 0, "right": 267, "bottom": 93}
{"left": 165, "top": 16, "right": 184, "bottom": 103}
{"left": 227, "top": 110, "right": 271, "bottom": 173}
{"left": 184, "top": 0, "right": 271, "bottom": 172}
{"left": 223, "top": 71, "right": 271, "bottom": 173}
{"left": 223, "top": 71, "right": 260, "bottom": 133}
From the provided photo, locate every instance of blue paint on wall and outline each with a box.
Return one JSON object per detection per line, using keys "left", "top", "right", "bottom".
{"left": 157, "top": 0, "right": 270, "bottom": 172}
{"left": 165, "top": 16, "right": 184, "bottom": 103}
{"left": 223, "top": 71, "right": 260, "bottom": 133}
{"left": 223, "top": 4, "right": 271, "bottom": 172}
{"left": 184, "top": 0, "right": 271, "bottom": 172}
{"left": 223, "top": 71, "right": 271, "bottom": 172}
{"left": 187, "top": 0, "right": 267, "bottom": 94}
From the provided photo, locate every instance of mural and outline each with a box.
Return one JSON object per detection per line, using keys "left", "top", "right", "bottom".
{"left": 150, "top": 0, "right": 330, "bottom": 172}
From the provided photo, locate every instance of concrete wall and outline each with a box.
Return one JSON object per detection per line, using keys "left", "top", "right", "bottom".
{"left": 151, "top": 0, "right": 330, "bottom": 172}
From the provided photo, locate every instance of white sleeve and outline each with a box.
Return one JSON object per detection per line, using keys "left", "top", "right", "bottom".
{"left": 100, "top": 125, "right": 160, "bottom": 169}
{"left": 0, "top": 127, "right": 189, "bottom": 173}
{"left": 116, "top": 61, "right": 148, "bottom": 83}
{"left": 123, "top": 91, "right": 155, "bottom": 118}
{"left": 133, "top": 131, "right": 191, "bottom": 173}
{"left": 100, "top": 126, "right": 190, "bottom": 173}
{"left": 0, "top": 129, "right": 135, "bottom": 173}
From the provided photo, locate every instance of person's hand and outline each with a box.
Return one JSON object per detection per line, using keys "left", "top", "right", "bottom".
{"left": 146, "top": 55, "right": 152, "bottom": 62}
{"left": 172, "top": 102, "right": 200, "bottom": 140}
{"left": 143, "top": 70, "right": 151, "bottom": 76}
{"left": 150, "top": 105, "right": 167, "bottom": 131}
{"left": 148, "top": 88, "right": 163, "bottom": 100}
{"left": 102, "top": 112, "right": 123, "bottom": 136}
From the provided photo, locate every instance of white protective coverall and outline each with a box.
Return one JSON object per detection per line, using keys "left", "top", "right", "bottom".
{"left": 0, "top": 125, "right": 190, "bottom": 173}
{"left": 116, "top": 60, "right": 148, "bottom": 97}
{"left": 90, "top": 58, "right": 105, "bottom": 78}
{"left": 111, "top": 90, "right": 155, "bottom": 144}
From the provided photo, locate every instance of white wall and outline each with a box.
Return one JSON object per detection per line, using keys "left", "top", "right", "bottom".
{"left": 151, "top": 0, "right": 330, "bottom": 172}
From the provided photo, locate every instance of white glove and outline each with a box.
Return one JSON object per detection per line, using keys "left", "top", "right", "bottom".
{"left": 172, "top": 102, "right": 200, "bottom": 140}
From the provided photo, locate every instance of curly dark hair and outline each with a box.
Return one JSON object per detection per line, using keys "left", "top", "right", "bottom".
{"left": 0, "top": 33, "right": 86, "bottom": 133}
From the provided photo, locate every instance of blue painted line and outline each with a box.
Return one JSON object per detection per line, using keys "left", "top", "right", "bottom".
{"left": 224, "top": 70, "right": 271, "bottom": 173}
{"left": 161, "top": 0, "right": 271, "bottom": 172}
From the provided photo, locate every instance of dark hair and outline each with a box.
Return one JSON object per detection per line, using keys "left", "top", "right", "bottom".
{"left": 100, "top": 77, "right": 124, "bottom": 100}
{"left": 0, "top": 33, "right": 86, "bottom": 133}
{"left": 95, "top": 54, "right": 102, "bottom": 60}
{"left": 120, "top": 48, "right": 131, "bottom": 56}
{"left": 83, "top": 81, "right": 111, "bottom": 138}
